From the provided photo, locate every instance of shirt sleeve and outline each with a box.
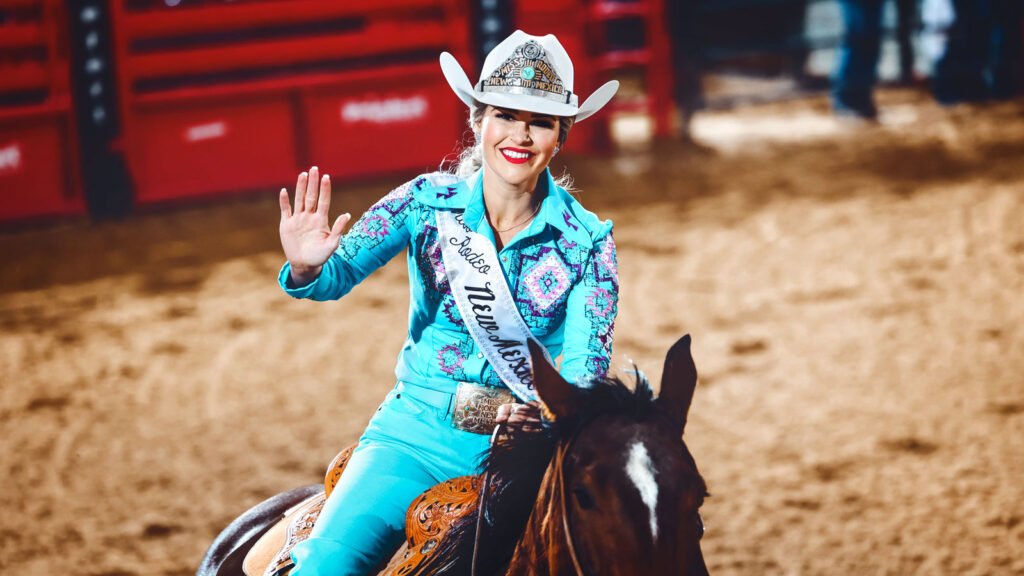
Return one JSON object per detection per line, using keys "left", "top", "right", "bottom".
{"left": 279, "top": 181, "right": 418, "bottom": 300}
{"left": 559, "top": 232, "right": 619, "bottom": 384}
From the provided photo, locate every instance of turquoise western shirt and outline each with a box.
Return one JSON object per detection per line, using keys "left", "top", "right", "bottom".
{"left": 279, "top": 168, "right": 618, "bottom": 394}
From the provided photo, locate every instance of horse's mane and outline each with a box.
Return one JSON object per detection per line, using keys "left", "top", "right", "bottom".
{"left": 413, "top": 372, "right": 658, "bottom": 575}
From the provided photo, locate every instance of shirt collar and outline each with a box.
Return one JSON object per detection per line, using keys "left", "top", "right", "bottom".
{"left": 460, "top": 168, "right": 592, "bottom": 249}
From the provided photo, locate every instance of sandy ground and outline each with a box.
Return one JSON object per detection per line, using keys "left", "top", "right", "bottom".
{"left": 1, "top": 89, "right": 1022, "bottom": 575}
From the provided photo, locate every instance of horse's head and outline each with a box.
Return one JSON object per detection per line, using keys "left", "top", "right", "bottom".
{"left": 530, "top": 335, "right": 709, "bottom": 576}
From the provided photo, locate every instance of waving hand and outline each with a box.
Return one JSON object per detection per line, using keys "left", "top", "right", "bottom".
{"left": 279, "top": 166, "right": 351, "bottom": 285}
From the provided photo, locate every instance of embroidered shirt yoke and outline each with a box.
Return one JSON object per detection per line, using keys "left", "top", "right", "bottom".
{"left": 279, "top": 168, "right": 619, "bottom": 393}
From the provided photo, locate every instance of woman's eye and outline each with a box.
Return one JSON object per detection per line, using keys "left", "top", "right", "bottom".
{"left": 496, "top": 112, "right": 514, "bottom": 121}
{"left": 532, "top": 121, "right": 555, "bottom": 129}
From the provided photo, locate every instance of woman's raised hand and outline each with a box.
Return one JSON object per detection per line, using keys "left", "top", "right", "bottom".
{"left": 279, "top": 166, "right": 351, "bottom": 285}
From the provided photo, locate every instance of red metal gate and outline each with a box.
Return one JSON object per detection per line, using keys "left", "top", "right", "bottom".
{"left": 0, "top": 0, "right": 84, "bottom": 223}
{"left": 514, "top": 0, "right": 675, "bottom": 153}
{"left": 110, "top": 0, "right": 471, "bottom": 205}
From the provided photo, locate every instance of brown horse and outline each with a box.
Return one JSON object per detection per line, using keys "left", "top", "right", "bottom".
{"left": 198, "top": 335, "right": 708, "bottom": 575}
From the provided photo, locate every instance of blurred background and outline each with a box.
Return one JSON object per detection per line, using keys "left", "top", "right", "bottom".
{"left": 1, "top": 0, "right": 1022, "bottom": 574}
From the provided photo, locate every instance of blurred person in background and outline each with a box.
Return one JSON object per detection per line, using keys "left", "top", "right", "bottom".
{"left": 832, "top": 0, "right": 887, "bottom": 120}
{"left": 667, "top": 0, "right": 706, "bottom": 139}
{"left": 832, "top": 0, "right": 918, "bottom": 120}
{"left": 667, "top": 0, "right": 810, "bottom": 138}
{"left": 931, "top": 0, "right": 1022, "bottom": 103}
{"left": 834, "top": 0, "right": 1021, "bottom": 119}
{"left": 275, "top": 31, "right": 620, "bottom": 576}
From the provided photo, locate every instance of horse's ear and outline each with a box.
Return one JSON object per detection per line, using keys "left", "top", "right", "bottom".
{"left": 528, "top": 339, "right": 578, "bottom": 421}
{"left": 657, "top": 334, "right": 698, "bottom": 435}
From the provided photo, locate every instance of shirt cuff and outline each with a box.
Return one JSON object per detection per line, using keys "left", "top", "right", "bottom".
{"left": 278, "top": 262, "right": 321, "bottom": 298}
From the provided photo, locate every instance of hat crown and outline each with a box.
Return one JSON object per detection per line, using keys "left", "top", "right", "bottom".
{"left": 479, "top": 31, "right": 575, "bottom": 93}
{"left": 438, "top": 30, "right": 618, "bottom": 122}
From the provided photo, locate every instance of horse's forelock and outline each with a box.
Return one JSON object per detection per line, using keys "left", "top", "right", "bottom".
{"left": 550, "top": 373, "right": 659, "bottom": 439}
{"left": 484, "top": 372, "right": 658, "bottom": 476}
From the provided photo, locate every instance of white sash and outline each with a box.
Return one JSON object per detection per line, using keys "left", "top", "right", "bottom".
{"left": 436, "top": 209, "right": 552, "bottom": 402}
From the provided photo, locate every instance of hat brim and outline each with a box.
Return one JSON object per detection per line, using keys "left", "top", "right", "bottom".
{"left": 439, "top": 52, "right": 617, "bottom": 122}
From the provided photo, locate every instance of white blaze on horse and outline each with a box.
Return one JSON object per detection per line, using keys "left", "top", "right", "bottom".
{"left": 198, "top": 335, "right": 709, "bottom": 576}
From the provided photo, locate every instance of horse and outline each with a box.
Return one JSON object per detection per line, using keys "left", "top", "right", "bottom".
{"left": 198, "top": 335, "right": 708, "bottom": 575}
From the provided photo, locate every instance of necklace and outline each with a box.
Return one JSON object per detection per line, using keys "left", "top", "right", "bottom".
{"left": 489, "top": 202, "right": 541, "bottom": 233}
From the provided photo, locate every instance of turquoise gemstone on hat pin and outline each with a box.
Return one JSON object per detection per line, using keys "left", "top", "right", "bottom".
{"left": 521, "top": 67, "right": 535, "bottom": 80}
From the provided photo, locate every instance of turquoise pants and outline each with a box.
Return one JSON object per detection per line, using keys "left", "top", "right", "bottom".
{"left": 290, "top": 382, "right": 492, "bottom": 576}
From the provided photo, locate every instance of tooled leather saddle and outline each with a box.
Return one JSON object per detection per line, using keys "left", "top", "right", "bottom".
{"left": 242, "top": 444, "right": 480, "bottom": 576}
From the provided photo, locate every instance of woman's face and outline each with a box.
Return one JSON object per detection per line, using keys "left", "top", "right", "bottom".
{"left": 478, "top": 106, "right": 560, "bottom": 190}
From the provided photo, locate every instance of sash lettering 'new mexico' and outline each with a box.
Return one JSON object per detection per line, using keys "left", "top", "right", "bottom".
{"left": 437, "top": 210, "right": 552, "bottom": 401}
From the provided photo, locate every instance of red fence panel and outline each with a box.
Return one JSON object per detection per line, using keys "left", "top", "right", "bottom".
{"left": 129, "top": 96, "right": 297, "bottom": 203}
{"left": 0, "top": 110, "right": 75, "bottom": 220}
{"left": 515, "top": 0, "right": 676, "bottom": 152}
{"left": 111, "top": 0, "right": 470, "bottom": 206}
{"left": 0, "top": 0, "right": 84, "bottom": 223}
{"left": 300, "top": 63, "right": 463, "bottom": 180}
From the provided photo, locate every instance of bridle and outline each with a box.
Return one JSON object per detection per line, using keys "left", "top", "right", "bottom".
{"left": 554, "top": 430, "right": 587, "bottom": 576}
{"left": 471, "top": 424, "right": 586, "bottom": 576}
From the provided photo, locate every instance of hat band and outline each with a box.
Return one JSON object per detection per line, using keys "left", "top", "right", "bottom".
{"left": 476, "top": 82, "right": 578, "bottom": 107}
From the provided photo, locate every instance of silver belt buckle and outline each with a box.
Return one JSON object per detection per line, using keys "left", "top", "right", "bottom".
{"left": 452, "top": 382, "right": 516, "bottom": 434}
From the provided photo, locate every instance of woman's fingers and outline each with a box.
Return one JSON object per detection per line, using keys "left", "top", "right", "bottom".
{"left": 304, "top": 166, "right": 320, "bottom": 213}
{"left": 294, "top": 171, "right": 308, "bottom": 212}
{"left": 513, "top": 406, "right": 541, "bottom": 424}
{"left": 496, "top": 403, "right": 541, "bottom": 425}
{"left": 279, "top": 188, "right": 292, "bottom": 220}
{"left": 496, "top": 403, "right": 518, "bottom": 423}
{"left": 292, "top": 167, "right": 329, "bottom": 214}
{"left": 496, "top": 402, "right": 544, "bottom": 438}
{"left": 329, "top": 212, "right": 352, "bottom": 242}
{"left": 316, "top": 173, "right": 332, "bottom": 216}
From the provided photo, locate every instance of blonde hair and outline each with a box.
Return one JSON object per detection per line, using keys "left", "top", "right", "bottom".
{"left": 448, "top": 103, "right": 575, "bottom": 191}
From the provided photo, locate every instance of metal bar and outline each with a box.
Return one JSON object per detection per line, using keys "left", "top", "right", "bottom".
{"left": 120, "top": 0, "right": 442, "bottom": 40}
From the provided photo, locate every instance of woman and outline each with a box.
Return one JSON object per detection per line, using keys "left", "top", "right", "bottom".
{"left": 277, "top": 31, "right": 620, "bottom": 575}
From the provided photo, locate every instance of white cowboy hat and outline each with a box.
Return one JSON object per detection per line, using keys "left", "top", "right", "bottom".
{"left": 439, "top": 30, "right": 619, "bottom": 122}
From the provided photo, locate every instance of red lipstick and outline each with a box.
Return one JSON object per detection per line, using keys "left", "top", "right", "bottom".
{"left": 500, "top": 147, "right": 533, "bottom": 165}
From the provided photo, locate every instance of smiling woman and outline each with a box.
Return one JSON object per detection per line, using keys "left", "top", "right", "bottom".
{"left": 450, "top": 104, "right": 576, "bottom": 245}
{"left": 266, "top": 30, "right": 623, "bottom": 576}
{"left": 477, "top": 106, "right": 561, "bottom": 243}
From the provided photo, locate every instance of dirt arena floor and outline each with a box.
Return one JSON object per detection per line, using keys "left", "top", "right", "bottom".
{"left": 1, "top": 89, "right": 1022, "bottom": 575}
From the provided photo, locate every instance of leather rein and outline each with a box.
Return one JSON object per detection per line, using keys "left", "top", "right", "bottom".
{"left": 471, "top": 424, "right": 585, "bottom": 576}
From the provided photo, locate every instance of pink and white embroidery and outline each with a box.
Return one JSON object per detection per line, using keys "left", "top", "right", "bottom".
{"left": 523, "top": 252, "right": 572, "bottom": 312}
{"left": 587, "top": 287, "right": 615, "bottom": 318}
{"left": 437, "top": 344, "right": 466, "bottom": 375}
{"left": 597, "top": 235, "right": 618, "bottom": 279}
{"left": 357, "top": 213, "right": 390, "bottom": 239}
{"left": 442, "top": 298, "right": 464, "bottom": 326}
{"left": 426, "top": 239, "right": 449, "bottom": 291}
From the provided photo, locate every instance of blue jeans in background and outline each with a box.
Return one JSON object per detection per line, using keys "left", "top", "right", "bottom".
{"left": 933, "top": 0, "right": 1022, "bottom": 102}
{"left": 832, "top": 0, "right": 885, "bottom": 118}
